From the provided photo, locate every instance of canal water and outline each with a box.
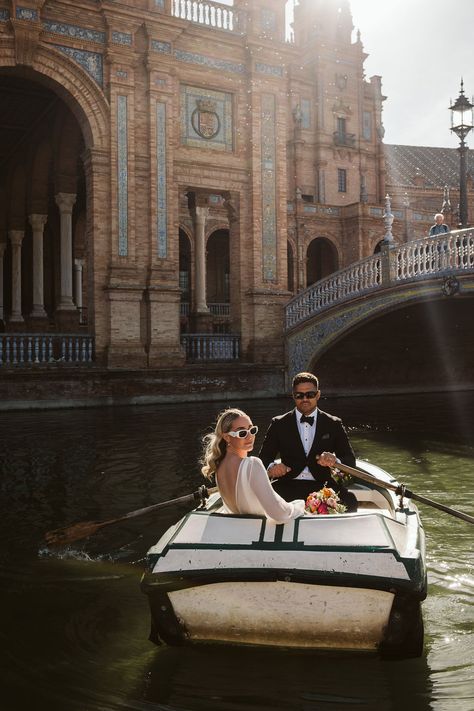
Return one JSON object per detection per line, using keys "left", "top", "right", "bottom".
{"left": 0, "top": 392, "right": 473, "bottom": 711}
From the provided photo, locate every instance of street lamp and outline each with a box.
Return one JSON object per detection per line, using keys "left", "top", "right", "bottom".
{"left": 450, "top": 79, "right": 473, "bottom": 227}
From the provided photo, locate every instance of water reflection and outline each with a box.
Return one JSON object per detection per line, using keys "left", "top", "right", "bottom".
{"left": 0, "top": 392, "right": 473, "bottom": 710}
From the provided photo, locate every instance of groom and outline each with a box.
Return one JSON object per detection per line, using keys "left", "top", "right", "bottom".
{"left": 259, "top": 372, "right": 357, "bottom": 512}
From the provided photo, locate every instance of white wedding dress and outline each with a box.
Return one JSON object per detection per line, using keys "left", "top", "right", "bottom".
{"left": 217, "top": 455, "right": 305, "bottom": 524}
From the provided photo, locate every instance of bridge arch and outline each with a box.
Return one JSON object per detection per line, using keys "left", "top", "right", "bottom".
{"left": 286, "top": 230, "right": 474, "bottom": 393}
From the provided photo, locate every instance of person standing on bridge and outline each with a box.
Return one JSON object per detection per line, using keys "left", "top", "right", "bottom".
{"left": 259, "top": 372, "right": 358, "bottom": 512}
{"left": 429, "top": 213, "right": 449, "bottom": 236}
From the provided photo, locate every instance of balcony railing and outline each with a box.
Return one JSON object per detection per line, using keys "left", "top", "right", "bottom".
{"left": 180, "top": 302, "right": 230, "bottom": 317}
{"left": 0, "top": 333, "right": 94, "bottom": 366}
{"left": 181, "top": 333, "right": 240, "bottom": 361}
{"left": 333, "top": 131, "right": 356, "bottom": 148}
{"left": 171, "top": 0, "right": 244, "bottom": 33}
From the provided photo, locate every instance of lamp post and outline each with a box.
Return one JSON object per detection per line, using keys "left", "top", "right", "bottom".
{"left": 450, "top": 79, "right": 473, "bottom": 227}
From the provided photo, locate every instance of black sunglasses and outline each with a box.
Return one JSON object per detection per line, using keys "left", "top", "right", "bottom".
{"left": 293, "top": 391, "right": 318, "bottom": 400}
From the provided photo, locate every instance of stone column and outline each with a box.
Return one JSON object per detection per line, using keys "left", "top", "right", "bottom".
{"left": 29, "top": 213, "right": 48, "bottom": 318}
{"left": 9, "top": 230, "right": 24, "bottom": 323}
{"left": 0, "top": 242, "right": 6, "bottom": 322}
{"left": 194, "top": 206, "right": 209, "bottom": 314}
{"left": 190, "top": 206, "right": 213, "bottom": 333}
{"left": 74, "top": 258, "right": 84, "bottom": 322}
{"left": 55, "top": 192, "right": 76, "bottom": 311}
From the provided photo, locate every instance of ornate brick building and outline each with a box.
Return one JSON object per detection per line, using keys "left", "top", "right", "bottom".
{"left": 0, "top": 0, "right": 472, "bottom": 379}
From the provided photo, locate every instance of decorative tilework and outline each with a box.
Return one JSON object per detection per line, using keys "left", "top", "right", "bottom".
{"left": 151, "top": 39, "right": 172, "bottom": 54}
{"left": 175, "top": 49, "right": 245, "bottom": 74}
{"left": 55, "top": 45, "right": 103, "bottom": 85}
{"left": 156, "top": 101, "right": 167, "bottom": 258}
{"left": 115, "top": 70, "right": 128, "bottom": 79}
{"left": 117, "top": 95, "right": 128, "bottom": 257}
{"left": 112, "top": 31, "right": 132, "bottom": 46}
{"left": 154, "top": 0, "right": 165, "bottom": 7}
{"left": 255, "top": 63, "right": 283, "bottom": 78}
{"left": 0, "top": 8, "right": 10, "bottom": 20}
{"left": 261, "top": 93, "right": 277, "bottom": 282}
{"left": 16, "top": 6, "right": 38, "bottom": 20}
{"left": 181, "top": 85, "right": 233, "bottom": 152}
{"left": 44, "top": 20, "right": 106, "bottom": 44}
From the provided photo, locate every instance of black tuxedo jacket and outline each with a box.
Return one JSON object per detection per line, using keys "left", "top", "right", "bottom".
{"left": 259, "top": 407, "right": 355, "bottom": 488}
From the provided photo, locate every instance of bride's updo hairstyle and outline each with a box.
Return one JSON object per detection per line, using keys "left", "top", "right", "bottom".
{"left": 201, "top": 408, "right": 247, "bottom": 480}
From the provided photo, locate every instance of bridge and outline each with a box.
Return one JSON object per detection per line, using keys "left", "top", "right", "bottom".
{"left": 285, "top": 228, "right": 474, "bottom": 393}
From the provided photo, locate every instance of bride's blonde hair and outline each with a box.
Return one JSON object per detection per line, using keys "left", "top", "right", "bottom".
{"left": 201, "top": 408, "right": 248, "bottom": 480}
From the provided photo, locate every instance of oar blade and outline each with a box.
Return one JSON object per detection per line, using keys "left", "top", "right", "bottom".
{"left": 44, "top": 520, "right": 102, "bottom": 547}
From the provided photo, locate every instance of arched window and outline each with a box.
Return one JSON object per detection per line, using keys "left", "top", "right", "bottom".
{"left": 306, "top": 237, "right": 338, "bottom": 286}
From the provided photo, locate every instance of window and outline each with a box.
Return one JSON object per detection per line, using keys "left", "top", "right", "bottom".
{"left": 301, "top": 99, "right": 311, "bottom": 129}
{"left": 338, "top": 168, "right": 347, "bottom": 193}
{"left": 362, "top": 111, "right": 372, "bottom": 140}
{"left": 336, "top": 117, "right": 346, "bottom": 138}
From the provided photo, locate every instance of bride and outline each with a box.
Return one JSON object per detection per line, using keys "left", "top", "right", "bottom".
{"left": 201, "top": 408, "right": 305, "bottom": 524}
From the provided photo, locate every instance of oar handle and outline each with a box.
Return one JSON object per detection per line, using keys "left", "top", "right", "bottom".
{"left": 118, "top": 485, "right": 217, "bottom": 523}
{"left": 336, "top": 462, "right": 474, "bottom": 525}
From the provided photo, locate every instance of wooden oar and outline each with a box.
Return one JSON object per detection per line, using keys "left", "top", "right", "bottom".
{"left": 336, "top": 462, "right": 474, "bottom": 525}
{"left": 45, "top": 484, "right": 217, "bottom": 546}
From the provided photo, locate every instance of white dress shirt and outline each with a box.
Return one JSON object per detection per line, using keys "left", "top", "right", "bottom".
{"left": 294, "top": 408, "right": 318, "bottom": 480}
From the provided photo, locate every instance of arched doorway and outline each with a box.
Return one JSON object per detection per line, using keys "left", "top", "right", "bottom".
{"left": 287, "top": 241, "right": 295, "bottom": 293}
{"left": 206, "top": 229, "right": 230, "bottom": 333}
{"left": 306, "top": 237, "right": 338, "bottom": 286}
{"left": 0, "top": 71, "right": 86, "bottom": 332}
{"left": 179, "top": 229, "right": 192, "bottom": 332}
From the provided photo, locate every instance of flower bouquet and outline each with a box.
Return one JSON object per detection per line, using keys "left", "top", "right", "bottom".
{"left": 305, "top": 486, "right": 347, "bottom": 515}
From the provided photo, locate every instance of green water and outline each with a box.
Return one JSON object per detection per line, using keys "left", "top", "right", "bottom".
{"left": 0, "top": 392, "right": 473, "bottom": 710}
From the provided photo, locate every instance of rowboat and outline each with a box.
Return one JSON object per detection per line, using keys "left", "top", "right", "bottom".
{"left": 140, "top": 460, "right": 427, "bottom": 658}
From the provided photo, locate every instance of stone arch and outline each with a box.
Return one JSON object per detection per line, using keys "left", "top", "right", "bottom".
{"left": 306, "top": 236, "right": 339, "bottom": 286}
{"left": 179, "top": 228, "right": 192, "bottom": 331}
{"left": 287, "top": 239, "right": 295, "bottom": 293}
{"left": 0, "top": 45, "right": 109, "bottom": 151}
{"left": 53, "top": 106, "right": 84, "bottom": 193}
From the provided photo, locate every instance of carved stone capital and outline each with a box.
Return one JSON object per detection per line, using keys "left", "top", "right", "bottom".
{"left": 29, "top": 213, "right": 48, "bottom": 231}
{"left": 55, "top": 192, "right": 77, "bottom": 214}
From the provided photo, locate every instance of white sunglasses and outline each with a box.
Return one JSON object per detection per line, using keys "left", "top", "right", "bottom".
{"left": 227, "top": 425, "right": 259, "bottom": 439}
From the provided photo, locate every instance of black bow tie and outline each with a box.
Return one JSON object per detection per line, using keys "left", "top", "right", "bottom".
{"left": 300, "top": 415, "right": 314, "bottom": 426}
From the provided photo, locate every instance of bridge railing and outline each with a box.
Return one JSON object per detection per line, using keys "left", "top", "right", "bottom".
{"left": 394, "top": 229, "right": 474, "bottom": 280}
{"left": 285, "top": 254, "right": 382, "bottom": 329}
{"left": 285, "top": 228, "right": 474, "bottom": 330}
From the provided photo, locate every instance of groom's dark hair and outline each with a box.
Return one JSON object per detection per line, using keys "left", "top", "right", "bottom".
{"left": 292, "top": 372, "right": 319, "bottom": 390}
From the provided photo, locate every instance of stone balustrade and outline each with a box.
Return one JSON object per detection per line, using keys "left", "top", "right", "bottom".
{"left": 181, "top": 333, "right": 240, "bottom": 361}
{"left": 286, "top": 228, "right": 474, "bottom": 330}
{"left": 0, "top": 333, "right": 94, "bottom": 366}
{"left": 286, "top": 254, "right": 382, "bottom": 329}
{"left": 171, "top": 0, "right": 242, "bottom": 33}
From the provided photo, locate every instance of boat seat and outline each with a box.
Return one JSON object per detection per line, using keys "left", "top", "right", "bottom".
{"left": 351, "top": 486, "right": 395, "bottom": 512}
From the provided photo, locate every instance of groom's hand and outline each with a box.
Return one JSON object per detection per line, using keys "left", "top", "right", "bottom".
{"left": 317, "top": 452, "right": 337, "bottom": 468}
{"left": 268, "top": 463, "right": 291, "bottom": 478}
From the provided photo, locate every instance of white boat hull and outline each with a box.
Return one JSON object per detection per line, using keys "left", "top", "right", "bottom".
{"left": 141, "top": 460, "right": 427, "bottom": 657}
{"left": 169, "top": 581, "right": 394, "bottom": 650}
